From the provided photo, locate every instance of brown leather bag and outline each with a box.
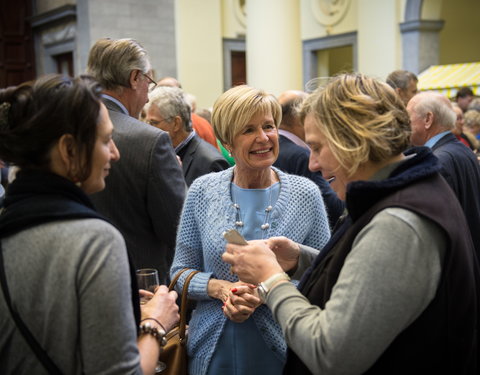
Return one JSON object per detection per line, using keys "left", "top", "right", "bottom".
{"left": 159, "top": 268, "right": 199, "bottom": 375}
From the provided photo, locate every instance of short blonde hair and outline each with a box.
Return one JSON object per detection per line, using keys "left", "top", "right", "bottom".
{"left": 212, "top": 85, "right": 281, "bottom": 147}
{"left": 301, "top": 73, "right": 411, "bottom": 177}
{"left": 464, "top": 109, "right": 480, "bottom": 133}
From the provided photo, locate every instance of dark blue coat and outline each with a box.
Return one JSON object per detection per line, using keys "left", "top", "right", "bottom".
{"left": 431, "top": 132, "right": 480, "bottom": 258}
{"left": 274, "top": 135, "right": 344, "bottom": 229}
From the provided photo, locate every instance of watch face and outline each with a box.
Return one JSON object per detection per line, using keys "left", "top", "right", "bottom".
{"left": 258, "top": 284, "right": 268, "bottom": 302}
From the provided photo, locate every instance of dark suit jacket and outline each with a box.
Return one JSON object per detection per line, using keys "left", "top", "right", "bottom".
{"left": 177, "top": 134, "right": 229, "bottom": 186}
{"left": 432, "top": 132, "right": 480, "bottom": 257}
{"left": 90, "top": 98, "right": 186, "bottom": 279}
{"left": 274, "top": 135, "right": 344, "bottom": 229}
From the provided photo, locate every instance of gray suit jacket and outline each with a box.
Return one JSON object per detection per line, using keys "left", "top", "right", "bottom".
{"left": 178, "top": 134, "right": 229, "bottom": 186}
{"left": 90, "top": 98, "right": 186, "bottom": 279}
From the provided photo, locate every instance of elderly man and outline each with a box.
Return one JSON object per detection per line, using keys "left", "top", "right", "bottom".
{"left": 86, "top": 38, "right": 186, "bottom": 280}
{"left": 386, "top": 70, "right": 418, "bottom": 106}
{"left": 156, "top": 76, "right": 219, "bottom": 150}
{"left": 146, "top": 86, "right": 229, "bottom": 186}
{"left": 407, "top": 91, "right": 480, "bottom": 256}
{"left": 273, "top": 90, "right": 344, "bottom": 228}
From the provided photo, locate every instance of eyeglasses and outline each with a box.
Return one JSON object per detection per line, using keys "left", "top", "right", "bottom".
{"left": 142, "top": 73, "right": 157, "bottom": 92}
{"left": 146, "top": 117, "right": 173, "bottom": 127}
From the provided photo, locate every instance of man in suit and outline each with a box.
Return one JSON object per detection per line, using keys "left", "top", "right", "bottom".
{"left": 407, "top": 91, "right": 480, "bottom": 257}
{"left": 386, "top": 70, "right": 418, "bottom": 106}
{"left": 145, "top": 86, "right": 229, "bottom": 186}
{"left": 86, "top": 38, "right": 186, "bottom": 280}
{"left": 273, "top": 90, "right": 344, "bottom": 228}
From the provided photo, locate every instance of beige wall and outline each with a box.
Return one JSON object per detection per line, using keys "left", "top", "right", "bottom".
{"left": 222, "top": 0, "right": 246, "bottom": 38}
{"left": 173, "top": 0, "right": 480, "bottom": 108}
{"left": 176, "top": 0, "right": 223, "bottom": 109}
{"left": 246, "top": 0, "right": 302, "bottom": 95}
{"left": 358, "top": 0, "right": 403, "bottom": 79}
{"left": 300, "top": 0, "right": 357, "bottom": 40}
{"left": 438, "top": 0, "right": 480, "bottom": 64}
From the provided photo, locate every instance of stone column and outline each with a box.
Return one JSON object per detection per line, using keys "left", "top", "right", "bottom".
{"left": 245, "top": 0, "right": 302, "bottom": 95}
{"left": 400, "top": 19, "right": 444, "bottom": 74}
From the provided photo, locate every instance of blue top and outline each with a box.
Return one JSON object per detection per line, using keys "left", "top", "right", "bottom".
{"left": 208, "top": 182, "right": 283, "bottom": 375}
{"left": 170, "top": 167, "right": 331, "bottom": 375}
{"left": 230, "top": 182, "right": 280, "bottom": 240}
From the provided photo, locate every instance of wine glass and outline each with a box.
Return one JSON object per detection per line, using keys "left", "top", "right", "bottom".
{"left": 136, "top": 268, "right": 166, "bottom": 373}
{"left": 136, "top": 268, "right": 160, "bottom": 304}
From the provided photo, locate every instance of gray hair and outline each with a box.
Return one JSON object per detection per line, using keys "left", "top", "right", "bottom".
{"left": 148, "top": 86, "right": 192, "bottom": 132}
{"left": 413, "top": 92, "right": 456, "bottom": 130}
{"left": 468, "top": 98, "right": 480, "bottom": 112}
{"left": 86, "top": 38, "right": 151, "bottom": 91}
{"left": 386, "top": 70, "right": 418, "bottom": 90}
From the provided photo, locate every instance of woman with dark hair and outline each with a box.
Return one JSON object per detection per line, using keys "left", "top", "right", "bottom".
{"left": 0, "top": 74, "right": 179, "bottom": 374}
{"left": 224, "top": 74, "right": 479, "bottom": 374}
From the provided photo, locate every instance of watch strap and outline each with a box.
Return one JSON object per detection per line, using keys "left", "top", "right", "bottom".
{"left": 259, "top": 272, "right": 290, "bottom": 301}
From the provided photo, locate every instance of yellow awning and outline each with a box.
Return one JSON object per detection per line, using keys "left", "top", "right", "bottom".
{"left": 417, "top": 62, "right": 480, "bottom": 98}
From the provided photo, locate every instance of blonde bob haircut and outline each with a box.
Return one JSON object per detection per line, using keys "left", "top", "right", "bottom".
{"left": 212, "top": 85, "right": 281, "bottom": 147}
{"left": 301, "top": 73, "right": 411, "bottom": 177}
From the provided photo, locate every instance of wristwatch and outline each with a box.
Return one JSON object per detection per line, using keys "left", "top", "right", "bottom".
{"left": 257, "top": 272, "right": 291, "bottom": 302}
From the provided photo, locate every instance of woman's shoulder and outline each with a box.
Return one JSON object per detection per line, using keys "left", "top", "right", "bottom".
{"left": 275, "top": 168, "right": 321, "bottom": 194}
{"left": 45, "top": 218, "right": 125, "bottom": 249}
{"left": 189, "top": 167, "right": 234, "bottom": 192}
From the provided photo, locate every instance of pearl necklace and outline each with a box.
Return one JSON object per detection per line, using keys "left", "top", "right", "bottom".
{"left": 231, "top": 183, "right": 275, "bottom": 234}
{"left": 233, "top": 203, "right": 273, "bottom": 230}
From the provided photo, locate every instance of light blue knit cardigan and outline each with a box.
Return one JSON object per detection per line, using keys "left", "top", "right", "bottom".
{"left": 170, "top": 167, "right": 331, "bottom": 375}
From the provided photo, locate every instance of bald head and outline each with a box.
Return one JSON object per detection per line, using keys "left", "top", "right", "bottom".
{"left": 277, "top": 90, "right": 308, "bottom": 140}
{"left": 157, "top": 76, "right": 182, "bottom": 88}
{"left": 407, "top": 91, "right": 456, "bottom": 146}
{"left": 277, "top": 90, "right": 308, "bottom": 106}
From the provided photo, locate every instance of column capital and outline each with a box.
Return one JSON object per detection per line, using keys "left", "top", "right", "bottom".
{"left": 400, "top": 19, "right": 444, "bottom": 33}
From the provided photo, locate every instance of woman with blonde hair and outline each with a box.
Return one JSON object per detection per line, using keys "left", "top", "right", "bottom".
{"left": 170, "top": 85, "right": 331, "bottom": 374}
{"left": 464, "top": 109, "right": 480, "bottom": 141}
{"left": 223, "top": 74, "right": 479, "bottom": 374}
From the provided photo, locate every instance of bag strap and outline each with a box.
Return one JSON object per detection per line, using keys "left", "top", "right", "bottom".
{"left": 168, "top": 268, "right": 191, "bottom": 291}
{"left": 169, "top": 268, "right": 200, "bottom": 341}
{"left": 0, "top": 241, "right": 63, "bottom": 375}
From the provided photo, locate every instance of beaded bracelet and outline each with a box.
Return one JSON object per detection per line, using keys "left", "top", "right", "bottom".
{"left": 139, "top": 321, "right": 167, "bottom": 347}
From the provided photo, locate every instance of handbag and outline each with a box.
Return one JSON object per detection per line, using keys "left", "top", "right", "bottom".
{"left": 159, "top": 268, "right": 199, "bottom": 375}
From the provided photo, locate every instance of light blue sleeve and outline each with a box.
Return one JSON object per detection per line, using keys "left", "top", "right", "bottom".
{"left": 301, "top": 180, "right": 331, "bottom": 251}
{"left": 170, "top": 180, "right": 214, "bottom": 300}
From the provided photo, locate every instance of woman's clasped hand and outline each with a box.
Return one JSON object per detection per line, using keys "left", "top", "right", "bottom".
{"left": 222, "top": 283, "right": 261, "bottom": 323}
